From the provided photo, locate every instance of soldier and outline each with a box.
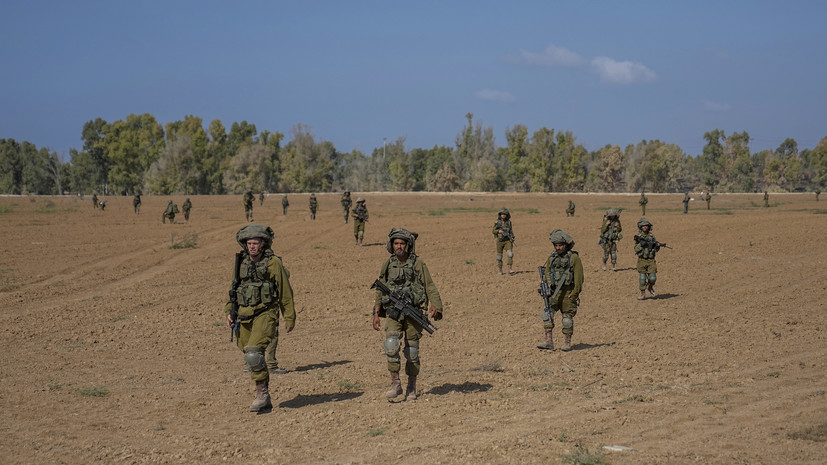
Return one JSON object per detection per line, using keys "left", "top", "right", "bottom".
{"left": 309, "top": 194, "right": 318, "bottom": 220}
{"left": 259, "top": 192, "right": 265, "bottom": 206}
{"left": 492, "top": 208, "right": 516, "bottom": 275}
{"left": 352, "top": 197, "right": 368, "bottom": 246}
{"left": 243, "top": 190, "right": 255, "bottom": 222}
{"left": 565, "top": 200, "right": 575, "bottom": 217}
{"left": 816, "top": 189, "right": 821, "bottom": 201}
{"left": 92, "top": 193, "right": 99, "bottom": 209}
{"left": 682, "top": 192, "right": 690, "bottom": 214}
{"left": 704, "top": 191, "right": 712, "bottom": 210}
{"left": 763, "top": 191, "right": 769, "bottom": 207}
{"left": 133, "top": 192, "right": 142, "bottom": 214}
{"left": 281, "top": 195, "right": 289, "bottom": 215}
{"left": 225, "top": 224, "right": 295, "bottom": 412}
{"left": 634, "top": 218, "right": 665, "bottom": 300}
{"left": 536, "top": 229, "right": 583, "bottom": 352}
{"left": 99, "top": 199, "right": 107, "bottom": 211}
{"left": 599, "top": 208, "right": 623, "bottom": 271}
{"left": 372, "top": 228, "right": 443, "bottom": 401}
{"left": 639, "top": 191, "right": 648, "bottom": 215}
{"left": 341, "top": 191, "right": 352, "bottom": 223}
{"left": 161, "top": 200, "right": 179, "bottom": 224}
{"left": 182, "top": 198, "right": 192, "bottom": 222}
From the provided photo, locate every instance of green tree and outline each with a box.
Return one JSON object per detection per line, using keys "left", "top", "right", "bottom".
{"left": 104, "top": 114, "right": 165, "bottom": 194}
{"left": 81, "top": 118, "right": 109, "bottom": 191}
{"left": 205, "top": 119, "right": 229, "bottom": 194}
{"left": 586, "top": 144, "right": 625, "bottom": 192}
{"left": 698, "top": 129, "right": 725, "bottom": 190}
{"left": 223, "top": 144, "right": 274, "bottom": 193}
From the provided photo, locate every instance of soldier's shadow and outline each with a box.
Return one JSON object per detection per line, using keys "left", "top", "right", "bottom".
{"left": 614, "top": 267, "right": 637, "bottom": 272}
{"left": 508, "top": 270, "right": 533, "bottom": 276}
{"left": 568, "top": 342, "right": 614, "bottom": 352}
{"left": 292, "top": 360, "right": 352, "bottom": 372}
{"left": 278, "top": 392, "right": 363, "bottom": 409}
{"left": 362, "top": 242, "right": 384, "bottom": 247}
{"left": 425, "top": 382, "right": 493, "bottom": 396}
{"left": 648, "top": 293, "right": 679, "bottom": 301}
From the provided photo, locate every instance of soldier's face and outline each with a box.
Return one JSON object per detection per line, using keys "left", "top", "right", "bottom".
{"left": 392, "top": 238, "right": 407, "bottom": 257}
{"left": 246, "top": 239, "right": 263, "bottom": 258}
{"left": 553, "top": 242, "right": 566, "bottom": 254}
{"left": 641, "top": 225, "right": 650, "bottom": 233}
{"left": 500, "top": 213, "right": 507, "bottom": 220}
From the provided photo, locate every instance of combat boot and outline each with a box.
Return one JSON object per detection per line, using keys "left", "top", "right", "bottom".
{"left": 507, "top": 265, "right": 513, "bottom": 275}
{"left": 405, "top": 376, "right": 417, "bottom": 401}
{"left": 385, "top": 371, "right": 402, "bottom": 399}
{"left": 249, "top": 380, "right": 272, "bottom": 412}
{"left": 536, "top": 328, "right": 554, "bottom": 350}
{"left": 638, "top": 290, "right": 646, "bottom": 300}
{"left": 497, "top": 265, "right": 503, "bottom": 275}
{"left": 561, "top": 334, "right": 572, "bottom": 352}
{"left": 648, "top": 285, "right": 656, "bottom": 297}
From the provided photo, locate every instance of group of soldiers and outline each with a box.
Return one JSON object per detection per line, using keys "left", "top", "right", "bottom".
{"left": 161, "top": 198, "right": 192, "bottom": 223}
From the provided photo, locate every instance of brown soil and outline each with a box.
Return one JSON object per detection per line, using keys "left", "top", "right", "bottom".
{"left": 1, "top": 193, "right": 825, "bottom": 464}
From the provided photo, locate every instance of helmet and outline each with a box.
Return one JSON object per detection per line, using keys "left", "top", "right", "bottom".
{"left": 236, "top": 224, "right": 274, "bottom": 250}
{"left": 310, "top": 193, "right": 316, "bottom": 198}
{"left": 385, "top": 227, "right": 418, "bottom": 255}
{"left": 498, "top": 207, "right": 511, "bottom": 220}
{"left": 356, "top": 197, "right": 365, "bottom": 203}
{"left": 548, "top": 229, "right": 575, "bottom": 247}
{"left": 605, "top": 208, "right": 621, "bottom": 218}
{"left": 637, "top": 217, "right": 653, "bottom": 230}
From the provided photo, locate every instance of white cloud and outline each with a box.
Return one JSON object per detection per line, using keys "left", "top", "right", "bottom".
{"left": 591, "top": 56, "right": 657, "bottom": 84}
{"left": 702, "top": 99, "right": 732, "bottom": 112}
{"left": 475, "top": 89, "right": 516, "bottom": 103}
{"left": 517, "top": 44, "right": 584, "bottom": 67}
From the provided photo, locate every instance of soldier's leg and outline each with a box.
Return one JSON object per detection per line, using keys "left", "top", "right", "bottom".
{"left": 353, "top": 220, "right": 359, "bottom": 243}
{"left": 537, "top": 305, "right": 556, "bottom": 350}
{"left": 357, "top": 223, "right": 365, "bottom": 245}
{"left": 402, "top": 319, "right": 423, "bottom": 377}
{"left": 610, "top": 243, "right": 618, "bottom": 268}
{"left": 504, "top": 241, "right": 514, "bottom": 272}
{"left": 383, "top": 318, "right": 404, "bottom": 398}
{"left": 602, "top": 243, "right": 609, "bottom": 270}
{"left": 265, "top": 323, "right": 281, "bottom": 372}
{"left": 559, "top": 293, "right": 578, "bottom": 351}
{"left": 647, "top": 273, "right": 657, "bottom": 296}
{"left": 238, "top": 311, "right": 275, "bottom": 411}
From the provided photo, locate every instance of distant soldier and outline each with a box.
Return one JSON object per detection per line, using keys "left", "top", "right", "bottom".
{"left": 243, "top": 190, "right": 255, "bottom": 222}
{"left": 259, "top": 192, "right": 265, "bottom": 206}
{"left": 682, "top": 192, "right": 690, "bottom": 214}
{"left": 704, "top": 191, "right": 712, "bottom": 210}
{"left": 281, "top": 195, "right": 289, "bottom": 216}
{"left": 537, "top": 229, "right": 583, "bottom": 352}
{"left": 763, "top": 191, "right": 769, "bottom": 207}
{"left": 309, "top": 194, "right": 318, "bottom": 220}
{"left": 634, "top": 218, "right": 666, "bottom": 300}
{"left": 92, "top": 193, "right": 99, "bottom": 209}
{"left": 492, "top": 207, "right": 515, "bottom": 275}
{"left": 639, "top": 192, "right": 648, "bottom": 215}
{"left": 162, "top": 200, "right": 179, "bottom": 224}
{"left": 599, "top": 208, "right": 623, "bottom": 271}
{"left": 565, "top": 200, "right": 575, "bottom": 217}
{"left": 182, "top": 198, "right": 192, "bottom": 222}
{"left": 99, "top": 199, "right": 107, "bottom": 211}
{"left": 341, "top": 191, "right": 352, "bottom": 223}
{"left": 133, "top": 192, "right": 142, "bottom": 214}
{"left": 352, "top": 197, "right": 368, "bottom": 246}
{"left": 816, "top": 189, "right": 821, "bottom": 201}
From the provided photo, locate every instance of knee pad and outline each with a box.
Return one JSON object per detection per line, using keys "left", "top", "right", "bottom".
{"left": 243, "top": 346, "right": 266, "bottom": 372}
{"left": 648, "top": 273, "right": 657, "bottom": 286}
{"left": 610, "top": 252, "right": 617, "bottom": 262}
{"left": 403, "top": 339, "right": 420, "bottom": 362}
{"left": 639, "top": 273, "right": 648, "bottom": 287}
{"left": 383, "top": 333, "right": 402, "bottom": 358}
{"left": 506, "top": 250, "right": 513, "bottom": 259}
{"left": 602, "top": 254, "right": 608, "bottom": 263}
{"left": 561, "top": 315, "right": 574, "bottom": 331}
{"left": 541, "top": 307, "right": 553, "bottom": 325}
{"left": 496, "top": 253, "right": 503, "bottom": 261}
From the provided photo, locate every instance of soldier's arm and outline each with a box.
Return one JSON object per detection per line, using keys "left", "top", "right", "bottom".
{"left": 417, "top": 261, "right": 443, "bottom": 315}
{"left": 542, "top": 256, "right": 554, "bottom": 288}
{"left": 571, "top": 255, "right": 584, "bottom": 299}
{"left": 270, "top": 259, "right": 296, "bottom": 329}
{"left": 373, "top": 259, "right": 391, "bottom": 309}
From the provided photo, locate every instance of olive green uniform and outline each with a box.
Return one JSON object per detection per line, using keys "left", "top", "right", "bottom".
{"left": 541, "top": 250, "right": 584, "bottom": 335}
{"left": 492, "top": 217, "right": 514, "bottom": 268}
{"left": 243, "top": 191, "right": 254, "bottom": 221}
{"left": 352, "top": 202, "right": 368, "bottom": 243}
{"left": 309, "top": 195, "right": 318, "bottom": 220}
{"left": 225, "top": 249, "right": 296, "bottom": 383}
{"left": 634, "top": 231, "right": 659, "bottom": 291}
{"left": 682, "top": 193, "right": 690, "bottom": 214}
{"left": 374, "top": 254, "right": 442, "bottom": 376}
{"left": 763, "top": 191, "right": 769, "bottom": 207}
{"left": 639, "top": 194, "right": 648, "bottom": 215}
{"left": 92, "top": 194, "right": 99, "bottom": 209}
{"left": 182, "top": 198, "right": 192, "bottom": 222}
{"left": 600, "top": 214, "right": 622, "bottom": 268}
{"left": 282, "top": 195, "right": 289, "bottom": 215}
{"left": 162, "top": 201, "right": 178, "bottom": 223}
{"left": 259, "top": 192, "right": 264, "bottom": 206}
{"left": 704, "top": 192, "right": 711, "bottom": 210}
{"left": 566, "top": 200, "right": 575, "bottom": 217}
{"left": 133, "top": 194, "right": 141, "bottom": 214}
{"left": 341, "top": 193, "right": 352, "bottom": 223}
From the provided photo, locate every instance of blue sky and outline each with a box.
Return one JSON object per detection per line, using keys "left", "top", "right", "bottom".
{"left": 2, "top": 1, "right": 825, "bottom": 160}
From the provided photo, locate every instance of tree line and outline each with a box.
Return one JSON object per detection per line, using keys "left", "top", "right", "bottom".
{"left": 2, "top": 112, "right": 825, "bottom": 195}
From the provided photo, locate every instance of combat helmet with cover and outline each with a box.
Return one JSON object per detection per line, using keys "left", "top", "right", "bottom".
{"left": 549, "top": 228, "right": 575, "bottom": 249}
{"left": 637, "top": 217, "right": 653, "bottom": 231}
{"left": 236, "top": 224, "right": 274, "bottom": 250}
{"left": 497, "top": 207, "right": 511, "bottom": 221}
{"left": 604, "top": 208, "right": 621, "bottom": 219}
{"left": 385, "top": 227, "right": 418, "bottom": 255}
{"left": 356, "top": 197, "right": 365, "bottom": 203}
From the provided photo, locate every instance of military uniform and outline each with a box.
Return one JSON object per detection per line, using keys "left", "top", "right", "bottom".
{"left": 162, "top": 201, "right": 179, "bottom": 224}
{"left": 341, "top": 191, "right": 352, "bottom": 223}
{"left": 682, "top": 193, "right": 690, "bottom": 214}
{"left": 639, "top": 193, "right": 648, "bottom": 215}
{"left": 373, "top": 228, "right": 443, "bottom": 401}
{"left": 133, "top": 193, "right": 141, "bottom": 214}
{"left": 225, "top": 225, "right": 296, "bottom": 412}
{"left": 259, "top": 192, "right": 265, "bottom": 206}
{"left": 599, "top": 209, "right": 622, "bottom": 271}
{"left": 182, "top": 198, "right": 192, "bottom": 222}
{"left": 492, "top": 208, "right": 515, "bottom": 274}
{"left": 704, "top": 192, "right": 711, "bottom": 210}
{"left": 566, "top": 200, "right": 575, "bottom": 217}
{"left": 352, "top": 198, "right": 368, "bottom": 245}
{"left": 281, "top": 195, "right": 289, "bottom": 215}
{"left": 763, "top": 191, "right": 769, "bottom": 207}
{"left": 243, "top": 190, "right": 254, "bottom": 222}
{"left": 309, "top": 194, "right": 318, "bottom": 220}
{"left": 92, "top": 193, "right": 99, "bottom": 209}
{"left": 537, "top": 229, "right": 584, "bottom": 352}
{"left": 634, "top": 218, "right": 663, "bottom": 300}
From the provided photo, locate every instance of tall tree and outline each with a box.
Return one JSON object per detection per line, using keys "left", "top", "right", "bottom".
{"left": 104, "top": 114, "right": 165, "bottom": 194}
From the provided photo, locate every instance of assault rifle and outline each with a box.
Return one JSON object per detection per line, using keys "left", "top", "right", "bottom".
{"left": 228, "top": 251, "right": 243, "bottom": 342}
{"left": 537, "top": 266, "right": 552, "bottom": 315}
{"left": 370, "top": 280, "right": 437, "bottom": 335}
{"left": 633, "top": 235, "right": 672, "bottom": 250}
{"left": 501, "top": 230, "right": 516, "bottom": 244}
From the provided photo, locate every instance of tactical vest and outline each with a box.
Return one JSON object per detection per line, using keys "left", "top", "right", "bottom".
{"left": 549, "top": 251, "right": 576, "bottom": 286}
{"left": 637, "top": 233, "right": 659, "bottom": 260}
{"left": 383, "top": 255, "right": 426, "bottom": 307}
{"left": 237, "top": 251, "right": 279, "bottom": 308}
{"left": 602, "top": 222, "right": 621, "bottom": 241}
{"left": 495, "top": 219, "right": 513, "bottom": 240}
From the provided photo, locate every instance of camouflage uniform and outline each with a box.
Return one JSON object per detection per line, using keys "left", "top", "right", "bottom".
{"left": 634, "top": 218, "right": 663, "bottom": 300}
{"left": 682, "top": 193, "right": 690, "bottom": 214}
{"left": 352, "top": 198, "right": 368, "bottom": 245}
{"left": 92, "top": 193, "right": 99, "bottom": 209}
{"left": 182, "top": 198, "right": 192, "bottom": 222}
{"left": 639, "top": 193, "right": 648, "bottom": 215}
{"left": 763, "top": 191, "right": 769, "bottom": 207}
{"left": 373, "top": 228, "right": 443, "bottom": 401}
{"left": 162, "top": 200, "right": 178, "bottom": 224}
{"left": 133, "top": 193, "right": 141, "bottom": 214}
{"left": 492, "top": 208, "right": 515, "bottom": 274}
{"left": 341, "top": 191, "right": 352, "bottom": 223}
{"left": 225, "top": 224, "right": 296, "bottom": 412}
{"left": 704, "top": 192, "right": 711, "bottom": 210}
{"left": 309, "top": 194, "right": 318, "bottom": 220}
{"left": 243, "top": 190, "right": 254, "bottom": 222}
{"left": 599, "top": 209, "right": 623, "bottom": 271}
{"left": 566, "top": 200, "right": 575, "bottom": 217}
{"left": 537, "top": 229, "right": 584, "bottom": 352}
{"left": 281, "top": 195, "right": 289, "bottom": 215}
{"left": 259, "top": 192, "right": 265, "bottom": 206}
